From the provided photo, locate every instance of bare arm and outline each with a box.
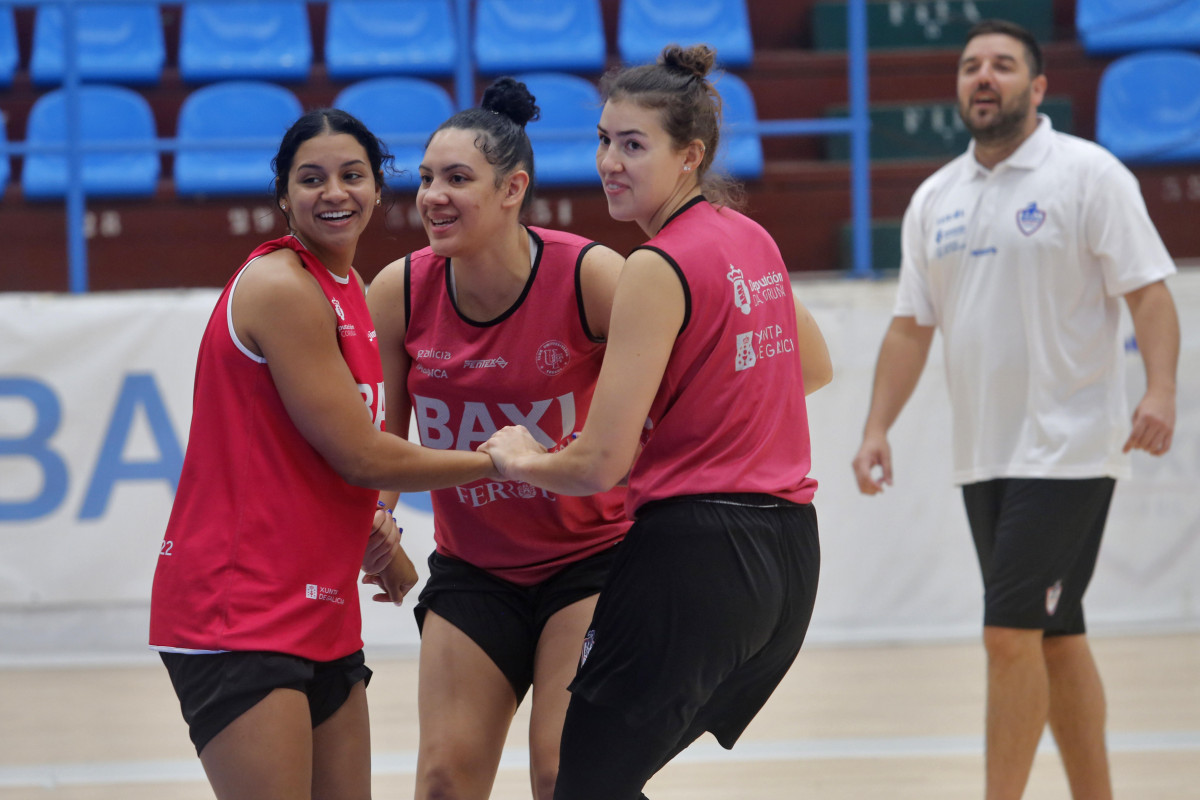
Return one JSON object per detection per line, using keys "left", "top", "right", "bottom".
{"left": 1123, "top": 279, "right": 1179, "bottom": 455}
{"left": 235, "top": 250, "right": 493, "bottom": 493}
{"left": 578, "top": 243, "right": 625, "bottom": 340}
{"left": 481, "top": 248, "right": 684, "bottom": 495}
{"left": 794, "top": 292, "right": 832, "bottom": 395}
{"left": 850, "top": 315, "right": 935, "bottom": 494}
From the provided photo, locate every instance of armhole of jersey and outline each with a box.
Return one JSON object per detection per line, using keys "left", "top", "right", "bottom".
{"left": 635, "top": 245, "right": 691, "bottom": 335}
{"left": 403, "top": 254, "right": 412, "bottom": 334}
{"left": 226, "top": 260, "right": 268, "bottom": 364}
{"left": 575, "top": 241, "right": 605, "bottom": 343}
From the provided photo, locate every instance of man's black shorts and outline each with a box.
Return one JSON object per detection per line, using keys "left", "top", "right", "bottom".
{"left": 962, "top": 477, "right": 1115, "bottom": 635}
{"left": 413, "top": 545, "right": 618, "bottom": 703}
{"left": 160, "top": 649, "right": 371, "bottom": 755}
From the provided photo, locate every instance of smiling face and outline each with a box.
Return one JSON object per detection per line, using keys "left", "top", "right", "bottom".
{"left": 280, "top": 132, "right": 379, "bottom": 272}
{"left": 417, "top": 127, "right": 518, "bottom": 258}
{"left": 956, "top": 33, "right": 1046, "bottom": 146}
{"left": 596, "top": 98, "right": 699, "bottom": 236}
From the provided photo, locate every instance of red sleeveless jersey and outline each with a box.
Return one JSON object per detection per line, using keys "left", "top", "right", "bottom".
{"left": 150, "top": 236, "right": 384, "bottom": 660}
{"left": 404, "top": 227, "right": 629, "bottom": 585}
{"left": 626, "top": 199, "right": 817, "bottom": 515}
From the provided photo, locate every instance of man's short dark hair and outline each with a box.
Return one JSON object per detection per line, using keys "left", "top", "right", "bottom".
{"left": 964, "top": 19, "right": 1044, "bottom": 76}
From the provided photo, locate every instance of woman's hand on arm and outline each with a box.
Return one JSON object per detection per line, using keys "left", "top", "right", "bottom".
{"left": 237, "top": 252, "right": 493, "bottom": 492}
{"left": 362, "top": 546, "right": 420, "bottom": 605}
{"left": 481, "top": 249, "right": 683, "bottom": 494}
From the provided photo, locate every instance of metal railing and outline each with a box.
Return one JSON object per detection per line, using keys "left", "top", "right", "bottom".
{"left": 1, "top": 0, "right": 872, "bottom": 291}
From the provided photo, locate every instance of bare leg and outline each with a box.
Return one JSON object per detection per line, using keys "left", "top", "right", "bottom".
{"left": 1043, "top": 634, "right": 1113, "bottom": 800}
{"left": 528, "top": 596, "right": 599, "bottom": 800}
{"left": 312, "top": 680, "right": 372, "bottom": 800}
{"left": 415, "top": 611, "right": 518, "bottom": 800}
{"left": 983, "top": 626, "right": 1048, "bottom": 800}
{"left": 199, "top": 688, "right": 313, "bottom": 800}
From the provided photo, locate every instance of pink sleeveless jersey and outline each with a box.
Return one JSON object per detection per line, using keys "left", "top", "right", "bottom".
{"left": 404, "top": 227, "right": 629, "bottom": 586}
{"left": 625, "top": 199, "right": 817, "bottom": 515}
{"left": 149, "top": 236, "right": 384, "bottom": 661}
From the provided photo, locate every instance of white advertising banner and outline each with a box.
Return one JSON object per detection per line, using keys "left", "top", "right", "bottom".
{"left": 1, "top": 272, "right": 1197, "bottom": 663}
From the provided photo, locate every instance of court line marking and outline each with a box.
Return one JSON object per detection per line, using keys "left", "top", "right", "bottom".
{"left": 3, "top": 730, "right": 1199, "bottom": 788}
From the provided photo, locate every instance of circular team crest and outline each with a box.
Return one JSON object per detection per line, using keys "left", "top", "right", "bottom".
{"left": 535, "top": 340, "right": 570, "bottom": 376}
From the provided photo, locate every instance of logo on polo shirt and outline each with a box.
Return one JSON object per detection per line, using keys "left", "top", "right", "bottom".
{"left": 1016, "top": 201, "right": 1047, "bottom": 236}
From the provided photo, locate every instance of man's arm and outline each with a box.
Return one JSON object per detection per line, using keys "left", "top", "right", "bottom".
{"left": 851, "top": 316, "right": 935, "bottom": 494}
{"left": 1123, "top": 280, "right": 1179, "bottom": 455}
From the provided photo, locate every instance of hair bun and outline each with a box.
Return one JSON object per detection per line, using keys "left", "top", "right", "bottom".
{"left": 480, "top": 77, "right": 541, "bottom": 128}
{"left": 659, "top": 44, "right": 716, "bottom": 80}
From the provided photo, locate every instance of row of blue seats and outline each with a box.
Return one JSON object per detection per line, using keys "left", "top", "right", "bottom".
{"left": 0, "top": 0, "right": 753, "bottom": 88}
{"left": 2, "top": 71, "right": 764, "bottom": 199}
{"left": 1077, "top": 0, "right": 1200, "bottom": 54}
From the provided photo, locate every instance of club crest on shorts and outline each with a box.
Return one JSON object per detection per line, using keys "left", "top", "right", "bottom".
{"left": 1016, "top": 201, "right": 1046, "bottom": 236}
{"left": 580, "top": 628, "right": 596, "bottom": 668}
{"left": 1045, "top": 579, "right": 1063, "bottom": 616}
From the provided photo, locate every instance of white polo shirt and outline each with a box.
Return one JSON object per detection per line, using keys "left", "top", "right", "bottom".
{"left": 895, "top": 115, "right": 1176, "bottom": 484}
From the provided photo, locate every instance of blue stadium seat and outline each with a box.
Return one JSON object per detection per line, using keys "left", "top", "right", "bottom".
{"left": 30, "top": 4, "right": 165, "bottom": 86}
{"left": 325, "top": 0, "right": 457, "bottom": 79}
{"left": 474, "top": 0, "right": 606, "bottom": 74}
{"left": 1096, "top": 50, "right": 1200, "bottom": 165}
{"left": 711, "top": 71, "right": 762, "bottom": 180}
{"left": 515, "top": 72, "right": 601, "bottom": 188}
{"left": 0, "top": 7, "right": 17, "bottom": 88}
{"left": 618, "top": 0, "right": 752, "bottom": 67}
{"left": 0, "top": 117, "right": 10, "bottom": 191}
{"left": 179, "top": 2, "right": 312, "bottom": 83}
{"left": 21, "top": 85, "right": 160, "bottom": 200}
{"left": 174, "top": 81, "right": 303, "bottom": 196}
{"left": 334, "top": 77, "right": 455, "bottom": 188}
{"left": 1078, "top": 0, "right": 1200, "bottom": 54}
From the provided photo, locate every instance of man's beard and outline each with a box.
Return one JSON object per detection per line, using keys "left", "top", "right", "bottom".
{"left": 959, "top": 84, "right": 1033, "bottom": 145}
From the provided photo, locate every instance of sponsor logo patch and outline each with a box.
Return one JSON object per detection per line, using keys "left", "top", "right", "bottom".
{"left": 536, "top": 340, "right": 570, "bottom": 376}
{"left": 1016, "top": 201, "right": 1046, "bottom": 236}
{"left": 734, "top": 331, "right": 757, "bottom": 371}
{"left": 580, "top": 629, "right": 596, "bottom": 667}
{"left": 1045, "top": 579, "right": 1063, "bottom": 616}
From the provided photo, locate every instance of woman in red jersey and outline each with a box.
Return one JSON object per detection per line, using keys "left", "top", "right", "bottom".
{"left": 367, "top": 78, "right": 629, "bottom": 800}
{"left": 482, "top": 46, "right": 833, "bottom": 799}
{"left": 149, "top": 109, "right": 495, "bottom": 800}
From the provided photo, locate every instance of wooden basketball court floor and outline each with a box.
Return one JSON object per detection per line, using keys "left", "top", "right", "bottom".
{"left": 2, "top": 632, "right": 1197, "bottom": 799}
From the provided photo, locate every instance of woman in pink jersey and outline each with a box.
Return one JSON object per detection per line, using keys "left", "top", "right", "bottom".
{"left": 366, "top": 78, "right": 629, "bottom": 800}
{"left": 482, "top": 46, "right": 833, "bottom": 798}
{"left": 150, "top": 109, "right": 497, "bottom": 800}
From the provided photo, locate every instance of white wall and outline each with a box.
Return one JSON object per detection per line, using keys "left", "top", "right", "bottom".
{"left": 1, "top": 272, "right": 1197, "bottom": 664}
